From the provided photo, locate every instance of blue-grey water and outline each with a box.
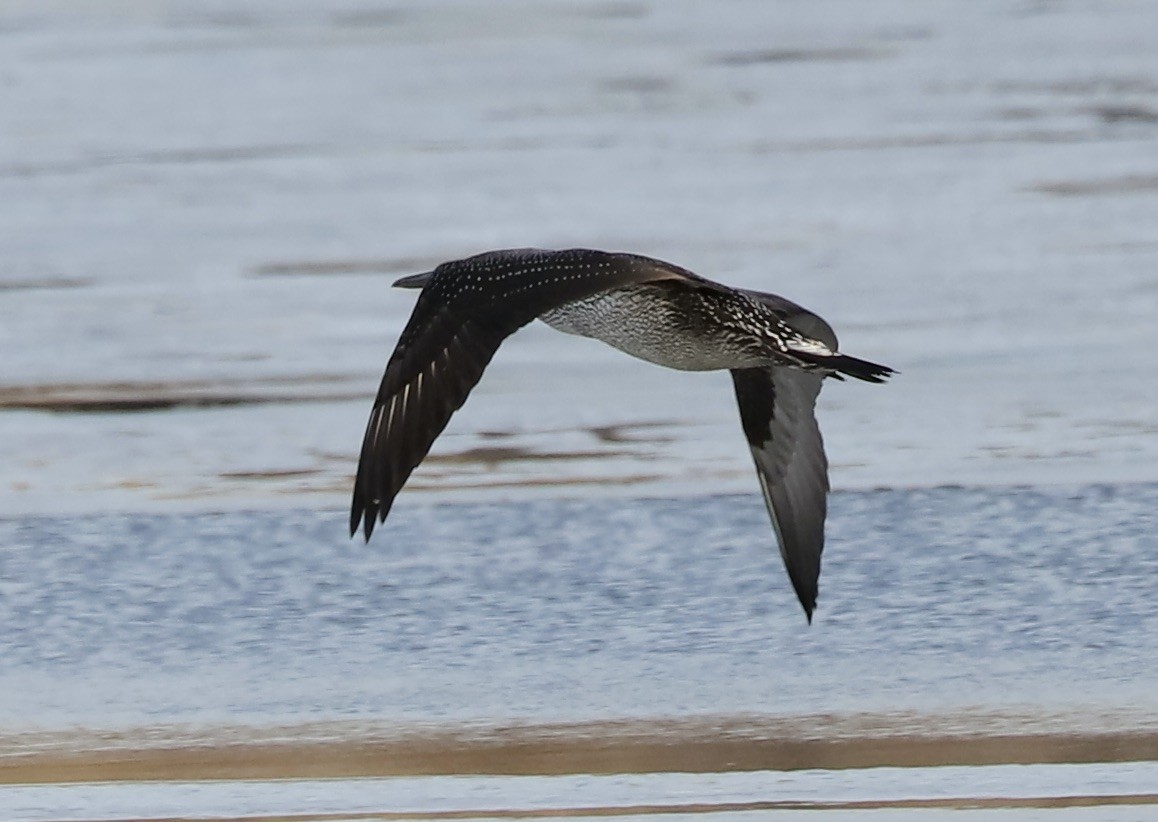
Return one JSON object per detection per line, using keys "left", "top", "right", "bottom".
{"left": 3, "top": 484, "right": 1155, "bottom": 732}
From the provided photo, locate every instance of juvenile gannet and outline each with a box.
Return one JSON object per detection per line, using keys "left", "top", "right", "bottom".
{"left": 351, "top": 248, "right": 894, "bottom": 620}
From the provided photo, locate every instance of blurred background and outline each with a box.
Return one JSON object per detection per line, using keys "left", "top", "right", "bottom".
{"left": 1, "top": 1, "right": 1157, "bottom": 818}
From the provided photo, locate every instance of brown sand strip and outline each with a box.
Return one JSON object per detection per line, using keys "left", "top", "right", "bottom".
{"left": 0, "top": 376, "right": 362, "bottom": 412}
{"left": 53, "top": 794, "right": 1158, "bottom": 822}
{"left": 3, "top": 713, "right": 1157, "bottom": 784}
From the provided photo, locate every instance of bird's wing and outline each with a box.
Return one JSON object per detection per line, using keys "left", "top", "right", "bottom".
{"left": 730, "top": 365, "right": 829, "bottom": 622}
{"left": 728, "top": 292, "right": 838, "bottom": 622}
{"left": 351, "top": 248, "right": 692, "bottom": 539}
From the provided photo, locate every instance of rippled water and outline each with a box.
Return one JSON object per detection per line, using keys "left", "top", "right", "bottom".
{"left": 2, "top": 483, "right": 1155, "bottom": 731}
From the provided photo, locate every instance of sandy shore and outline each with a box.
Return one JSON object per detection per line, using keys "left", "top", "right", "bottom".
{"left": 4, "top": 712, "right": 1157, "bottom": 785}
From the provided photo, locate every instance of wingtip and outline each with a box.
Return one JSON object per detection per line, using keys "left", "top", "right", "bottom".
{"left": 349, "top": 503, "right": 376, "bottom": 542}
{"left": 789, "top": 575, "right": 818, "bottom": 624}
{"left": 799, "top": 593, "right": 816, "bottom": 624}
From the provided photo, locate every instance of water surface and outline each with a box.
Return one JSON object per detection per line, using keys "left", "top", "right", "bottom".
{"left": 3, "top": 484, "right": 1154, "bottom": 733}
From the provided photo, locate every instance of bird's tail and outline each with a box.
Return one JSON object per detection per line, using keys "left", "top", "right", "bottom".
{"left": 393, "top": 270, "right": 434, "bottom": 289}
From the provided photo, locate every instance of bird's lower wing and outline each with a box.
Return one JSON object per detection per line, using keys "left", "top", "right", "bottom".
{"left": 730, "top": 366, "right": 829, "bottom": 621}
{"left": 351, "top": 248, "right": 691, "bottom": 539}
{"left": 351, "top": 308, "right": 510, "bottom": 539}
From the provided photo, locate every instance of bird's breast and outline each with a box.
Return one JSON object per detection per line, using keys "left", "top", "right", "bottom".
{"left": 538, "top": 285, "right": 769, "bottom": 371}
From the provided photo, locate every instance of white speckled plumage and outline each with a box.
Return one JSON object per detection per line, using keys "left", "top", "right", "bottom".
{"left": 352, "top": 248, "right": 894, "bottom": 620}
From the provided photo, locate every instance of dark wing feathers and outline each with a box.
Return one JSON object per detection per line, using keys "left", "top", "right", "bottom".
{"left": 730, "top": 366, "right": 829, "bottom": 621}
{"left": 352, "top": 311, "right": 511, "bottom": 539}
{"left": 351, "top": 248, "right": 689, "bottom": 539}
{"left": 728, "top": 295, "right": 837, "bottom": 620}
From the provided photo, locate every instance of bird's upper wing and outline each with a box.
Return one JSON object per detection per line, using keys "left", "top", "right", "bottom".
{"left": 729, "top": 292, "right": 838, "bottom": 621}
{"left": 351, "top": 248, "right": 693, "bottom": 539}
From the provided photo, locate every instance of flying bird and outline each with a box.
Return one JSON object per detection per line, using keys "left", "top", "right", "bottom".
{"left": 351, "top": 248, "right": 893, "bottom": 620}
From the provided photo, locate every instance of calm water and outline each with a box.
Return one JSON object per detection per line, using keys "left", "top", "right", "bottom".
{"left": 2, "top": 483, "right": 1155, "bottom": 732}
{"left": 7, "top": 764, "right": 1158, "bottom": 822}
{"left": 5, "top": 0, "right": 1158, "bottom": 518}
